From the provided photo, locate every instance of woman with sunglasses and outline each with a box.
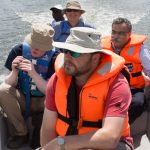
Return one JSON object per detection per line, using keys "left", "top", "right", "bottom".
{"left": 53, "top": 0, "right": 95, "bottom": 42}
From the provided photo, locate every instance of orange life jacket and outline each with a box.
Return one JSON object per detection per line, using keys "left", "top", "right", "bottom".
{"left": 55, "top": 52, "right": 130, "bottom": 138}
{"left": 102, "top": 34, "right": 147, "bottom": 88}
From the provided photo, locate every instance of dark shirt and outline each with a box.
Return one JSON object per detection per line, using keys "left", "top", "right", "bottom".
{"left": 5, "top": 44, "right": 59, "bottom": 79}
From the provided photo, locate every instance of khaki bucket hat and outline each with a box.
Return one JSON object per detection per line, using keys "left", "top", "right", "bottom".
{"left": 64, "top": 0, "right": 85, "bottom": 14}
{"left": 24, "top": 23, "right": 55, "bottom": 51}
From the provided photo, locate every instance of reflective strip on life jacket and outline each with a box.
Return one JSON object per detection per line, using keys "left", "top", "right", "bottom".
{"left": 102, "top": 34, "right": 147, "bottom": 88}
{"left": 18, "top": 42, "right": 55, "bottom": 118}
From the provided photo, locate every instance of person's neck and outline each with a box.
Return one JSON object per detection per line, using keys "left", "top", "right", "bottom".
{"left": 69, "top": 20, "right": 79, "bottom": 27}
{"left": 55, "top": 17, "right": 64, "bottom": 22}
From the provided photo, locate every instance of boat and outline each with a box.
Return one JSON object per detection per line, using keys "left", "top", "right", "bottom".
{"left": 0, "top": 86, "right": 150, "bottom": 150}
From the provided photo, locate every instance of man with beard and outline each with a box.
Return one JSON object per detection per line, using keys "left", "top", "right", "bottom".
{"left": 40, "top": 27, "right": 133, "bottom": 150}
{"left": 0, "top": 23, "right": 58, "bottom": 149}
{"left": 102, "top": 17, "right": 150, "bottom": 124}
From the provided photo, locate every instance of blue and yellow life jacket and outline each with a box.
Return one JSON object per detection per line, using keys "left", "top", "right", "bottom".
{"left": 18, "top": 42, "right": 55, "bottom": 97}
{"left": 18, "top": 42, "right": 55, "bottom": 119}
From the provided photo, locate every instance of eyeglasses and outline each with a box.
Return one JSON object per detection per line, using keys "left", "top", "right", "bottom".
{"left": 60, "top": 49, "right": 81, "bottom": 58}
{"left": 112, "top": 30, "right": 130, "bottom": 36}
{"left": 65, "top": 9, "right": 81, "bottom": 13}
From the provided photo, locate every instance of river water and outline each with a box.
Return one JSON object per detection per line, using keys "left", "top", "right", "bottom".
{"left": 0, "top": 0, "right": 150, "bottom": 82}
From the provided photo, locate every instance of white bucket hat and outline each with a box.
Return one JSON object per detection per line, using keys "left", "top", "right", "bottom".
{"left": 50, "top": 4, "right": 63, "bottom": 11}
{"left": 53, "top": 27, "right": 110, "bottom": 55}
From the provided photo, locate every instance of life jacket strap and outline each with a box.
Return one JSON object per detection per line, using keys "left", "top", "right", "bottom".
{"left": 131, "top": 88, "right": 144, "bottom": 95}
{"left": 131, "top": 72, "right": 142, "bottom": 77}
{"left": 58, "top": 113, "right": 102, "bottom": 128}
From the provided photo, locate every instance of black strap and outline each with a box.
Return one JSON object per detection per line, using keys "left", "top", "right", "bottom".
{"left": 66, "top": 78, "right": 79, "bottom": 135}
{"left": 65, "top": 78, "right": 103, "bottom": 135}
{"left": 58, "top": 113, "right": 78, "bottom": 127}
{"left": 82, "top": 120, "right": 102, "bottom": 128}
{"left": 121, "top": 68, "right": 130, "bottom": 84}
{"left": 58, "top": 113, "right": 102, "bottom": 128}
{"left": 131, "top": 71, "right": 142, "bottom": 77}
{"left": 131, "top": 88, "right": 144, "bottom": 95}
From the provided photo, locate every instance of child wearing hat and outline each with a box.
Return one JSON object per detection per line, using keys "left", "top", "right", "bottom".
{"left": 0, "top": 23, "right": 58, "bottom": 149}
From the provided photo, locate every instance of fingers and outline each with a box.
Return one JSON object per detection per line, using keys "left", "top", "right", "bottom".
{"left": 12, "top": 56, "right": 24, "bottom": 70}
{"left": 19, "top": 60, "right": 35, "bottom": 75}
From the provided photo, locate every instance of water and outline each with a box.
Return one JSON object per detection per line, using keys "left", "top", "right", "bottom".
{"left": 0, "top": 0, "right": 150, "bottom": 82}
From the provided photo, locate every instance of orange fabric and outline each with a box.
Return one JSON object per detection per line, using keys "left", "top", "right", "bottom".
{"left": 55, "top": 52, "right": 130, "bottom": 138}
{"left": 102, "top": 34, "right": 147, "bottom": 88}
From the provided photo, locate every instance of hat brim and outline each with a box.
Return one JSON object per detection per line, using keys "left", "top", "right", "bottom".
{"left": 53, "top": 41, "right": 111, "bottom": 55}
{"left": 50, "top": 7, "right": 55, "bottom": 10}
{"left": 24, "top": 34, "right": 53, "bottom": 51}
{"left": 50, "top": 7, "right": 62, "bottom": 11}
{"left": 64, "top": 8, "right": 85, "bottom": 14}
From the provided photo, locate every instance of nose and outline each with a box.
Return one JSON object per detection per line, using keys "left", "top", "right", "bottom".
{"left": 112, "top": 32, "right": 119, "bottom": 38}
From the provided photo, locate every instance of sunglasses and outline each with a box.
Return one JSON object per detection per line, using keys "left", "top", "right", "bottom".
{"left": 60, "top": 49, "right": 81, "bottom": 58}
{"left": 65, "top": 9, "right": 81, "bottom": 12}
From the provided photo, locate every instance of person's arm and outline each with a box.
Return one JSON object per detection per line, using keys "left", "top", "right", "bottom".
{"left": 5, "top": 70, "right": 18, "bottom": 86}
{"left": 18, "top": 58, "right": 48, "bottom": 94}
{"left": 53, "top": 22, "right": 61, "bottom": 41}
{"left": 41, "top": 73, "right": 131, "bottom": 150}
{"left": 4, "top": 44, "right": 22, "bottom": 86}
{"left": 5, "top": 56, "right": 24, "bottom": 86}
{"left": 140, "top": 45, "right": 150, "bottom": 86}
{"left": 65, "top": 117, "right": 124, "bottom": 150}
{"left": 41, "top": 116, "right": 124, "bottom": 150}
{"left": 40, "top": 73, "right": 58, "bottom": 147}
{"left": 40, "top": 108, "right": 58, "bottom": 147}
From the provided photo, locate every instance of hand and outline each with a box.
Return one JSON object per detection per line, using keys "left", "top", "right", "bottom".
{"left": 11, "top": 56, "right": 24, "bottom": 71}
{"left": 18, "top": 58, "right": 36, "bottom": 77}
{"left": 42, "top": 138, "right": 61, "bottom": 150}
{"left": 142, "top": 71, "right": 150, "bottom": 86}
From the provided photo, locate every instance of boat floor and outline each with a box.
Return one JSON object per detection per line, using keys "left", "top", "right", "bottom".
{"left": 135, "top": 135, "right": 150, "bottom": 150}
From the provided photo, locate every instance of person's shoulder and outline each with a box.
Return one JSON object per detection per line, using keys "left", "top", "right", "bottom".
{"left": 109, "top": 73, "right": 130, "bottom": 94}
{"left": 80, "top": 19, "right": 95, "bottom": 29}
{"left": 47, "top": 73, "right": 58, "bottom": 89}
{"left": 108, "top": 73, "right": 131, "bottom": 102}
{"left": 84, "top": 22, "right": 95, "bottom": 28}
{"left": 114, "top": 73, "right": 129, "bottom": 85}
{"left": 48, "top": 48, "right": 60, "bottom": 62}
{"left": 11, "top": 44, "right": 23, "bottom": 54}
{"left": 53, "top": 20, "right": 66, "bottom": 28}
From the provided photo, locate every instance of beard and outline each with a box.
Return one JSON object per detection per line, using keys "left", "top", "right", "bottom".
{"left": 64, "top": 57, "right": 93, "bottom": 77}
{"left": 64, "top": 61, "right": 77, "bottom": 76}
